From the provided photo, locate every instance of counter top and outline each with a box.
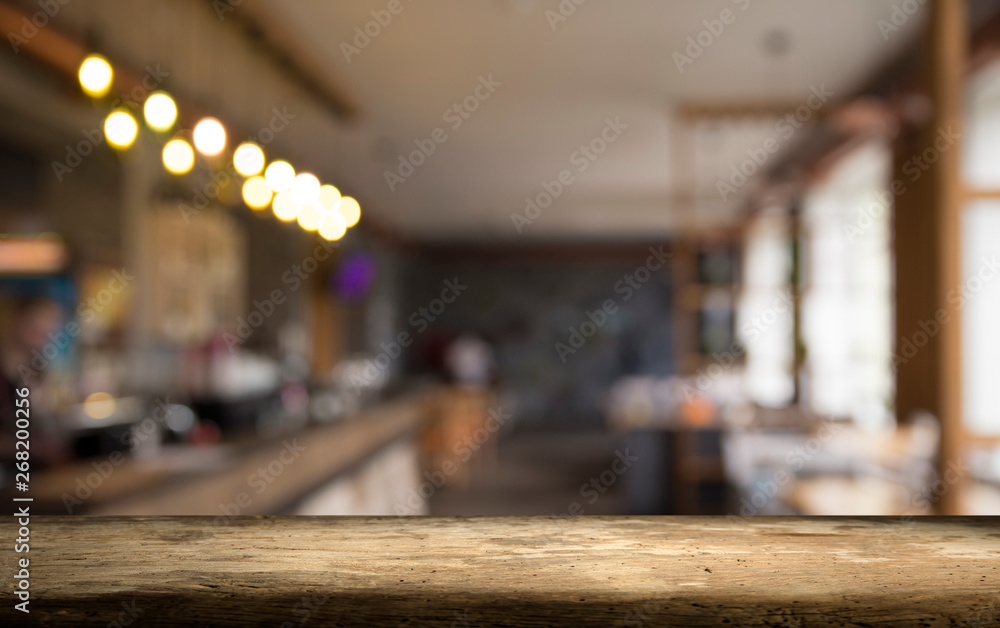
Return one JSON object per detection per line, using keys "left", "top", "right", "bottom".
{"left": 7, "top": 394, "right": 425, "bottom": 515}
{"left": 2, "top": 515, "right": 997, "bottom": 626}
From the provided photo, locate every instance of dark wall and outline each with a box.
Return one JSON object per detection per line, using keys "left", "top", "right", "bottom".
{"left": 401, "top": 257, "right": 674, "bottom": 428}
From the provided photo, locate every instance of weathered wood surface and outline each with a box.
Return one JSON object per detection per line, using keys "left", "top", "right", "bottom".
{"left": 1, "top": 516, "right": 997, "bottom": 626}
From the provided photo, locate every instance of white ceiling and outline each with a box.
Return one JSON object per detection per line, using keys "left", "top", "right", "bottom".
{"left": 4, "top": 0, "right": 929, "bottom": 242}
{"left": 267, "top": 0, "right": 926, "bottom": 241}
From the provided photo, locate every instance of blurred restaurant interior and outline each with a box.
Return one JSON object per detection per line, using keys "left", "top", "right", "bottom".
{"left": 1, "top": 0, "right": 999, "bottom": 518}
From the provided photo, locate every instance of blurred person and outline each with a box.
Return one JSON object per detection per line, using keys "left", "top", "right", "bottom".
{"left": 0, "top": 297, "right": 71, "bottom": 476}
{"left": 444, "top": 331, "right": 496, "bottom": 387}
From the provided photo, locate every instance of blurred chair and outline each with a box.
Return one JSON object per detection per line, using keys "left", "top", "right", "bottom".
{"left": 782, "top": 412, "right": 941, "bottom": 515}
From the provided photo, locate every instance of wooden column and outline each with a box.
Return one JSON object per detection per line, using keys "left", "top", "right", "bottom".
{"left": 121, "top": 134, "right": 160, "bottom": 392}
{"left": 309, "top": 277, "right": 344, "bottom": 376}
{"left": 894, "top": 0, "right": 966, "bottom": 514}
{"left": 789, "top": 195, "right": 804, "bottom": 405}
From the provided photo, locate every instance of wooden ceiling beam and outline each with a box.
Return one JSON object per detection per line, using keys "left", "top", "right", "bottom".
{"left": 216, "top": 0, "right": 362, "bottom": 121}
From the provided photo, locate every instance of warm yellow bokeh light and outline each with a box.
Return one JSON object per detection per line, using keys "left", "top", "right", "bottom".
{"left": 242, "top": 176, "right": 272, "bottom": 209}
{"left": 319, "top": 212, "right": 347, "bottom": 241}
{"left": 265, "top": 161, "right": 295, "bottom": 193}
{"left": 79, "top": 55, "right": 113, "bottom": 97}
{"left": 318, "top": 184, "right": 341, "bottom": 211}
{"left": 272, "top": 191, "right": 299, "bottom": 222}
{"left": 83, "top": 392, "right": 116, "bottom": 420}
{"left": 162, "top": 139, "right": 195, "bottom": 174}
{"left": 338, "top": 196, "right": 361, "bottom": 228}
{"left": 297, "top": 203, "right": 324, "bottom": 231}
{"left": 193, "top": 117, "right": 226, "bottom": 156}
{"left": 234, "top": 142, "right": 265, "bottom": 177}
{"left": 291, "top": 172, "right": 321, "bottom": 206}
{"left": 104, "top": 111, "right": 138, "bottom": 149}
{"left": 143, "top": 92, "right": 177, "bottom": 131}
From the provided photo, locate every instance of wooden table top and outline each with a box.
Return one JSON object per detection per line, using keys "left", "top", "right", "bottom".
{"left": 2, "top": 516, "right": 997, "bottom": 626}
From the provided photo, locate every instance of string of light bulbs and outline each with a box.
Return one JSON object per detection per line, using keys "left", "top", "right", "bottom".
{"left": 78, "top": 53, "right": 360, "bottom": 241}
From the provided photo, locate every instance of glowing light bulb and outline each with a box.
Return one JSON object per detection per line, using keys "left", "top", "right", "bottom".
{"left": 83, "top": 392, "right": 116, "bottom": 420}
{"left": 338, "top": 196, "right": 361, "bottom": 228}
{"left": 79, "top": 54, "right": 113, "bottom": 97}
{"left": 193, "top": 117, "right": 226, "bottom": 156}
{"left": 318, "top": 184, "right": 341, "bottom": 211}
{"left": 233, "top": 142, "right": 265, "bottom": 177}
{"left": 242, "top": 176, "right": 272, "bottom": 209}
{"left": 265, "top": 160, "right": 295, "bottom": 193}
{"left": 104, "top": 110, "right": 138, "bottom": 149}
{"left": 272, "top": 191, "right": 299, "bottom": 222}
{"left": 319, "top": 212, "right": 347, "bottom": 241}
{"left": 143, "top": 92, "right": 177, "bottom": 131}
{"left": 162, "top": 139, "right": 195, "bottom": 174}
{"left": 297, "top": 202, "right": 324, "bottom": 231}
{"left": 291, "top": 173, "right": 320, "bottom": 206}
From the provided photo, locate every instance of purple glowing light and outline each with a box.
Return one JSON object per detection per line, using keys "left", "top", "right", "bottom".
{"left": 333, "top": 251, "right": 376, "bottom": 300}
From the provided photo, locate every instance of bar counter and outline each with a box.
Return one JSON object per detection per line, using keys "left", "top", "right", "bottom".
{"left": 7, "top": 394, "right": 426, "bottom": 516}
{"left": 2, "top": 516, "right": 997, "bottom": 626}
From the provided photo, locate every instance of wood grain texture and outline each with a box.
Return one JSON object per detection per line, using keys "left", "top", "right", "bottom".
{"left": 2, "top": 516, "right": 998, "bottom": 626}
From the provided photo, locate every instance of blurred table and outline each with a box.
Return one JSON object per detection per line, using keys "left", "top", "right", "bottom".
{"left": 419, "top": 385, "right": 497, "bottom": 488}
